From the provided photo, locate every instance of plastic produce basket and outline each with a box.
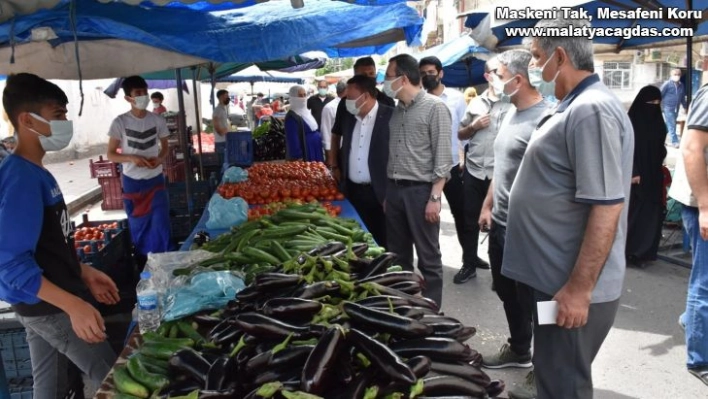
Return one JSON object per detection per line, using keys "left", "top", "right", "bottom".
{"left": 226, "top": 131, "right": 253, "bottom": 167}
{"left": 164, "top": 161, "right": 186, "bottom": 183}
{"left": 89, "top": 156, "right": 120, "bottom": 179}
{"left": 99, "top": 176, "right": 124, "bottom": 211}
{"left": 0, "top": 329, "right": 31, "bottom": 380}
{"left": 8, "top": 377, "right": 32, "bottom": 399}
{"left": 168, "top": 180, "right": 212, "bottom": 214}
{"left": 170, "top": 212, "right": 201, "bottom": 243}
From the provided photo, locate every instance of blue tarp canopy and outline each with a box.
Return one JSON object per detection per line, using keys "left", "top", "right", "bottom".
{"left": 214, "top": 66, "right": 305, "bottom": 84}
{"left": 0, "top": 0, "right": 423, "bottom": 79}
{"left": 416, "top": 34, "right": 490, "bottom": 88}
{"left": 103, "top": 78, "right": 190, "bottom": 99}
{"left": 465, "top": 1, "right": 708, "bottom": 50}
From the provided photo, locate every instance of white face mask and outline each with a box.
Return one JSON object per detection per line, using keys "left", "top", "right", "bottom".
{"left": 318, "top": 88, "right": 328, "bottom": 97}
{"left": 383, "top": 76, "right": 403, "bottom": 99}
{"left": 671, "top": 75, "right": 681, "bottom": 82}
{"left": 492, "top": 75, "right": 518, "bottom": 103}
{"left": 528, "top": 54, "right": 560, "bottom": 97}
{"left": 29, "top": 113, "right": 74, "bottom": 152}
{"left": 152, "top": 102, "right": 161, "bottom": 109}
{"left": 133, "top": 95, "right": 150, "bottom": 110}
{"left": 289, "top": 97, "right": 307, "bottom": 110}
{"left": 346, "top": 93, "right": 365, "bottom": 116}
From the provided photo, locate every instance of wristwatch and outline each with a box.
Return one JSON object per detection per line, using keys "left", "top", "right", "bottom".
{"left": 429, "top": 194, "right": 441, "bottom": 203}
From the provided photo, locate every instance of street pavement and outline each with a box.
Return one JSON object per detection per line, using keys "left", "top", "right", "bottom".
{"left": 48, "top": 152, "right": 703, "bottom": 398}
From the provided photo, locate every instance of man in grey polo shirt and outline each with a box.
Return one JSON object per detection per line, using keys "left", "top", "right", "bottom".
{"left": 383, "top": 53, "right": 453, "bottom": 308}
{"left": 456, "top": 56, "right": 512, "bottom": 284}
{"left": 503, "top": 18, "right": 634, "bottom": 399}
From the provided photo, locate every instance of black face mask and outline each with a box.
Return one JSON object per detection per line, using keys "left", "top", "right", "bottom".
{"left": 422, "top": 74, "right": 441, "bottom": 90}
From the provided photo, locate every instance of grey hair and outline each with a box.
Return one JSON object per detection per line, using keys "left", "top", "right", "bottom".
{"left": 335, "top": 79, "right": 347, "bottom": 95}
{"left": 497, "top": 49, "right": 532, "bottom": 82}
{"left": 484, "top": 55, "right": 499, "bottom": 73}
{"left": 288, "top": 85, "right": 305, "bottom": 97}
{"left": 523, "top": 18, "right": 594, "bottom": 73}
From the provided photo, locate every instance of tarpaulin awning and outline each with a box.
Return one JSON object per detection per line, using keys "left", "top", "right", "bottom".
{"left": 214, "top": 65, "right": 305, "bottom": 84}
{"left": 416, "top": 34, "right": 490, "bottom": 88}
{"left": 103, "top": 78, "right": 190, "bottom": 99}
{"left": 0, "top": 0, "right": 423, "bottom": 79}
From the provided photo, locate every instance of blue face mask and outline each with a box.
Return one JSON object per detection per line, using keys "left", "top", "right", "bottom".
{"left": 29, "top": 113, "right": 74, "bottom": 152}
{"left": 528, "top": 54, "right": 560, "bottom": 97}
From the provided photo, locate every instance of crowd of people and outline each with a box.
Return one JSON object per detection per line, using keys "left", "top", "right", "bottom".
{"left": 0, "top": 16, "right": 706, "bottom": 399}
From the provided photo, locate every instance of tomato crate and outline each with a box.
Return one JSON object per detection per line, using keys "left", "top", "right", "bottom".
{"left": 164, "top": 161, "right": 186, "bottom": 183}
{"left": 99, "top": 176, "right": 124, "bottom": 211}
{"left": 0, "top": 329, "right": 31, "bottom": 380}
{"left": 168, "top": 180, "right": 212, "bottom": 214}
{"left": 225, "top": 131, "right": 253, "bottom": 167}
{"left": 89, "top": 156, "right": 120, "bottom": 178}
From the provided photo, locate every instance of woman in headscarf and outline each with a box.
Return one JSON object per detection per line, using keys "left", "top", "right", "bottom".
{"left": 626, "top": 85, "right": 668, "bottom": 267}
{"left": 284, "top": 85, "right": 324, "bottom": 162}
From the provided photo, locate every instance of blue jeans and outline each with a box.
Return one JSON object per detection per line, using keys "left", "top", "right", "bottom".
{"left": 17, "top": 312, "right": 116, "bottom": 399}
{"left": 663, "top": 107, "right": 679, "bottom": 144}
{"left": 681, "top": 206, "right": 708, "bottom": 369}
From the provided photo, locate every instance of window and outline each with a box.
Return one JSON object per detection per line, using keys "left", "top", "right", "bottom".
{"left": 603, "top": 61, "right": 632, "bottom": 90}
{"left": 656, "top": 62, "right": 674, "bottom": 82}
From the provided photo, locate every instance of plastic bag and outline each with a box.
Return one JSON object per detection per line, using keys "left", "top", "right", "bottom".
{"left": 223, "top": 166, "right": 248, "bottom": 183}
{"left": 144, "top": 250, "right": 219, "bottom": 298}
{"left": 162, "top": 270, "right": 245, "bottom": 321}
{"left": 206, "top": 194, "right": 248, "bottom": 230}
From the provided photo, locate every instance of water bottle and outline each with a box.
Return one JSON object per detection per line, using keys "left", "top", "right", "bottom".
{"left": 136, "top": 271, "right": 160, "bottom": 334}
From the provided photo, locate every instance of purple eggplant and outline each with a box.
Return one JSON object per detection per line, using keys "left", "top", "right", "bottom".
{"left": 420, "top": 375, "right": 488, "bottom": 397}
{"left": 342, "top": 301, "right": 433, "bottom": 339}
{"left": 262, "top": 297, "right": 323, "bottom": 322}
{"left": 429, "top": 361, "right": 492, "bottom": 386}
{"left": 301, "top": 325, "right": 347, "bottom": 394}
{"left": 347, "top": 328, "right": 416, "bottom": 385}
{"left": 389, "top": 337, "right": 479, "bottom": 363}
{"left": 231, "top": 312, "right": 319, "bottom": 340}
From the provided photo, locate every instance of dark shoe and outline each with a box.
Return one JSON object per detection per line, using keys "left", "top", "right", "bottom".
{"left": 453, "top": 265, "right": 477, "bottom": 284}
{"left": 476, "top": 257, "right": 490, "bottom": 270}
{"left": 482, "top": 343, "right": 533, "bottom": 369}
{"left": 688, "top": 367, "right": 708, "bottom": 386}
{"left": 508, "top": 370, "right": 537, "bottom": 399}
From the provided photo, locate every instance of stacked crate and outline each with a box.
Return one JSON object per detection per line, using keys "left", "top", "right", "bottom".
{"left": 89, "top": 156, "right": 123, "bottom": 211}
{"left": 163, "top": 143, "right": 186, "bottom": 183}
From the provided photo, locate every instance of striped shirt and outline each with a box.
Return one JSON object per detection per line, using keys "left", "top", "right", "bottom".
{"left": 387, "top": 90, "right": 453, "bottom": 182}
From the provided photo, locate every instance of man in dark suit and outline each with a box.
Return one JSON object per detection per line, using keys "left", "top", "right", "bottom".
{"left": 328, "top": 56, "right": 394, "bottom": 182}
{"left": 337, "top": 75, "right": 392, "bottom": 247}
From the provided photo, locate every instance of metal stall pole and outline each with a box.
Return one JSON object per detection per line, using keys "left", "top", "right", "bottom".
{"left": 191, "top": 66, "right": 205, "bottom": 179}
{"left": 175, "top": 68, "right": 194, "bottom": 224}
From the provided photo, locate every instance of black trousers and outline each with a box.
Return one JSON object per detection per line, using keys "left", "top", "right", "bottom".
{"left": 517, "top": 283, "right": 619, "bottom": 399}
{"left": 443, "top": 165, "right": 466, "bottom": 248}
{"left": 488, "top": 223, "right": 533, "bottom": 355}
{"left": 347, "top": 180, "right": 387, "bottom": 249}
{"left": 462, "top": 170, "right": 490, "bottom": 269}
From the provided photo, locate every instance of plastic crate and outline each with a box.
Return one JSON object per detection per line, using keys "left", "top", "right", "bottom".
{"left": 0, "top": 329, "right": 31, "bottom": 380}
{"left": 89, "top": 156, "right": 120, "bottom": 179}
{"left": 164, "top": 144, "right": 185, "bottom": 169}
{"left": 99, "top": 176, "right": 124, "bottom": 211}
{"left": 164, "top": 161, "right": 186, "bottom": 183}
{"left": 198, "top": 152, "right": 221, "bottom": 167}
{"left": 8, "top": 377, "right": 32, "bottom": 399}
{"left": 168, "top": 180, "right": 212, "bottom": 214}
{"left": 226, "top": 131, "right": 253, "bottom": 167}
{"left": 170, "top": 212, "right": 201, "bottom": 243}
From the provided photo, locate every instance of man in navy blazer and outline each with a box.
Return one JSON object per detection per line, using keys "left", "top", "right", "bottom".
{"left": 336, "top": 75, "right": 392, "bottom": 247}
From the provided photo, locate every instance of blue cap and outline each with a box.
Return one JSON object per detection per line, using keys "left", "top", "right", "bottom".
{"left": 140, "top": 271, "right": 151, "bottom": 280}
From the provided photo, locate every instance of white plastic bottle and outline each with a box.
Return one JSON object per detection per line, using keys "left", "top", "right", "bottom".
{"left": 136, "top": 271, "right": 160, "bottom": 334}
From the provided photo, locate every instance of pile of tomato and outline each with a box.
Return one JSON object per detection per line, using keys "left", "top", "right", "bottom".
{"left": 73, "top": 223, "right": 119, "bottom": 253}
{"left": 247, "top": 200, "right": 343, "bottom": 221}
{"left": 218, "top": 162, "right": 345, "bottom": 205}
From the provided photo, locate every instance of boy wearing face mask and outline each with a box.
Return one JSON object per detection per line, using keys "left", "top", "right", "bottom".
{"left": 107, "top": 76, "right": 172, "bottom": 266}
{"left": 455, "top": 56, "right": 512, "bottom": 284}
{"left": 151, "top": 91, "right": 167, "bottom": 115}
{"left": 0, "top": 73, "right": 118, "bottom": 399}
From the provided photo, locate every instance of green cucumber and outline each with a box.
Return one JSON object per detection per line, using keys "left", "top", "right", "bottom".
{"left": 270, "top": 240, "right": 293, "bottom": 262}
{"left": 242, "top": 246, "right": 282, "bottom": 265}
{"left": 114, "top": 366, "right": 150, "bottom": 398}
{"left": 126, "top": 356, "right": 168, "bottom": 392}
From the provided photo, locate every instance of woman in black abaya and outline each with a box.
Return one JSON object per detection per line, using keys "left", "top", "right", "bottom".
{"left": 626, "top": 85, "right": 668, "bottom": 267}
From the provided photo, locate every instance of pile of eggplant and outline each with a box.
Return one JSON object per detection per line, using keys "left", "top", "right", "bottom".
{"left": 124, "top": 243, "right": 503, "bottom": 399}
{"left": 253, "top": 117, "right": 286, "bottom": 162}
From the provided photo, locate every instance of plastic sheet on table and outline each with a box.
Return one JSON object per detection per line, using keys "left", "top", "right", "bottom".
{"left": 145, "top": 250, "right": 219, "bottom": 295}
{"left": 206, "top": 194, "right": 248, "bottom": 230}
{"left": 222, "top": 166, "right": 249, "bottom": 183}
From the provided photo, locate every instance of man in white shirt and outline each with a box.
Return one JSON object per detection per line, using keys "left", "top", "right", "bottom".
{"left": 419, "top": 56, "right": 469, "bottom": 273}
{"left": 106, "top": 76, "right": 172, "bottom": 265}
{"left": 321, "top": 80, "right": 347, "bottom": 160}
{"left": 212, "top": 90, "right": 230, "bottom": 164}
{"left": 336, "top": 75, "right": 393, "bottom": 247}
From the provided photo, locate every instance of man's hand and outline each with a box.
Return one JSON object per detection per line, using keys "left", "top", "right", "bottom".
{"left": 699, "top": 208, "right": 708, "bottom": 240}
{"left": 479, "top": 208, "right": 492, "bottom": 232}
{"left": 67, "top": 299, "right": 107, "bottom": 343}
{"left": 132, "top": 155, "right": 151, "bottom": 168}
{"left": 331, "top": 167, "right": 341, "bottom": 183}
{"left": 631, "top": 176, "right": 641, "bottom": 185}
{"left": 425, "top": 201, "right": 441, "bottom": 223}
{"left": 472, "top": 114, "right": 491, "bottom": 131}
{"left": 82, "top": 266, "right": 120, "bottom": 305}
{"left": 146, "top": 157, "right": 163, "bottom": 169}
{"left": 553, "top": 281, "right": 592, "bottom": 329}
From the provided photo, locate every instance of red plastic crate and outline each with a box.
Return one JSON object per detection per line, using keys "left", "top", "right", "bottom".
{"left": 164, "top": 144, "right": 185, "bottom": 169}
{"left": 89, "top": 156, "right": 120, "bottom": 179}
{"left": 99, "top": 176, "right": 123, "bottom": 211}
{"left": 164, "top": 161, "right": 186, "bottom": 183}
